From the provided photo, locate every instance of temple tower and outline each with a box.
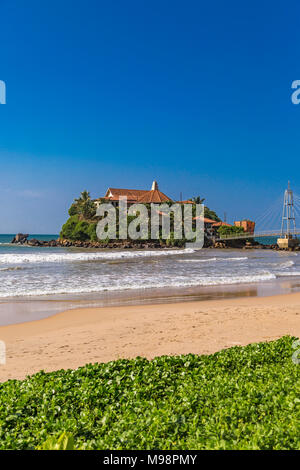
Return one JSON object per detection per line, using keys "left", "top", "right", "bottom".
{"left": 151, "top": 180, "right": 158, "bottom": 191}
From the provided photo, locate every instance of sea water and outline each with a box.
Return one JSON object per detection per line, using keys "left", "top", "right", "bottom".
{"left": 0, "top": 234, "right": 300, "bottom": 299}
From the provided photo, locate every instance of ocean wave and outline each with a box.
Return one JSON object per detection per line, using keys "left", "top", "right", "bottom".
{"left": 178, "top": 256, "right": 248, "bottom": 263}
{"left": 275, "top": 271, "right": 300, "bottom": 277}
{"left": 0, "top": 266, "right": 24, "bottom": 272}
{"left": 277, "top": 260, "right": 295, "bottom": 268}
{"left": 0, "top": 248, "right": 195, "bottom": 265}
{"left": 0, "top": 272, "right": 276, "bottom": 298}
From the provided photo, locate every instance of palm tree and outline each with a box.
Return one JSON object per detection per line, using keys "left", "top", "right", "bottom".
{"left": 74, "top": 190, "right": 96, "bottom": 220}
{"left": 192, "top": 196, "right": 205, "bottom": 204}
{"left": 75, "top": 190, "right": 91, "bottom": 204}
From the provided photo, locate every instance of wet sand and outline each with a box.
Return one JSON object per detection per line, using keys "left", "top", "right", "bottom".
{"left": 1, "top": 276, "right": 300, "bottom": 326}
{"left": 0, "top": 292, "right": 299, "bottom": 382}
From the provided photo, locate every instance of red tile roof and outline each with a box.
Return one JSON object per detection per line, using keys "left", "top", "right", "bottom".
{"left": 104, "top": 186, "right": 172, "bottom": 203}
{"left": 193, "top": 216, "right": 217, "bottom": 224}
{"left": 137, "top": 189, "right": 172, "bottom": 203}
{"left": 212, "top": 221, "right": 232, "bottom": 227}
{"left": 105, "top": 188, "right": 149, "bottom": 202}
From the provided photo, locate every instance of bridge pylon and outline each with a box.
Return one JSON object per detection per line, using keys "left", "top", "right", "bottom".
{"left": 277, "top": 181, "right": 299, "bottom": 249}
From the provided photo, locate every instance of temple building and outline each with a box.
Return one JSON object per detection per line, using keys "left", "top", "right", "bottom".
{"left": 95, "top": 181, "right": 172, "bottom": 207}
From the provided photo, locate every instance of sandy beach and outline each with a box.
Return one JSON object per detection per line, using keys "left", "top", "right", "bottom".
{"left": 0, "top": 292, "right": 299, "bottom": 382}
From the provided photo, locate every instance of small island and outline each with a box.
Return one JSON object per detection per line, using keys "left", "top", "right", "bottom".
{"left": 12, "top": 180, "right": 265, "bottom": 250}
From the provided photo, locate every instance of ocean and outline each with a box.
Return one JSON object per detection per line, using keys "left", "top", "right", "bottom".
{"left": 0, "top": 234, "right": 300, "bottom": 300}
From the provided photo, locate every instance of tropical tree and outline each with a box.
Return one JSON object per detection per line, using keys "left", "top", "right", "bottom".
{"left": 75, "top": 190, "right": 91, "bottom": 205}
{"left": 204, "top": 207, "right": 220, "bottom": 222}
{"left": 69, "top": 190, "right": 96, "bottom": 220}
{"left": 192, "top": 196, "right": 205, "bottom": 204}
{"left": 188, "top": 196, "right": 221, "bottom": 222}
{"left": 218, "top": 225, "right": 245, "bottom": 237}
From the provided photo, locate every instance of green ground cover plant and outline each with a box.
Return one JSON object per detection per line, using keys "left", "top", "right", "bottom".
{"left": 0, "top": 336, "right": 299, "bottom": 450}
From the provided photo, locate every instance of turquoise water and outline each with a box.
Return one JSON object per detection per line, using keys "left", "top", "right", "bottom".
{"left": 255, "top": 236, "right": 300, "bottom": 245}
{"left": 0, "top": 233, "right": 300, "bottom": 300}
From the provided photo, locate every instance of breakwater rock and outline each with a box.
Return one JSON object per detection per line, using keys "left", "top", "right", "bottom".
{"left": 213, "top": 239, "right": 261, "bottom": 249}
{"left": 12, "top": 234, "right": 294, "bottom": 250}
{"left": 11, "top": 233, "right": 29, "bottom": 244}
{"left": 11, "top": 234, "right": 166, "bottom": 249}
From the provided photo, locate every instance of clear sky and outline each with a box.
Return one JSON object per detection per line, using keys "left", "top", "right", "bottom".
{"left": 1, "top": 0, "right": 300, "bottom": 233}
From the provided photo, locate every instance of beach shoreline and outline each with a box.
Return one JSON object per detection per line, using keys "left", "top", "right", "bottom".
{"left": 0, "top": 291, "right": 299, "bottom": 382}
{"left": 2, "top": 272, "right": 300, "bottom": 327}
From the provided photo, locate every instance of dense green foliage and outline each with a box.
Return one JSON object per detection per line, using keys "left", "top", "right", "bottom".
{"left": 60, "top": 215, "right": 97, "bottom": 241}
{"left": 37, "top": 432, "right": 76, "bottom": 450}
{"left": 60, "top": 190, "right": 98, "bottom": 241}
{"left": 218, "top": 225, "right": 245, "bottom": 236}
{"left": 0, "top": 337, "right": 299, "bottom": 450}
{"left": 204, "top": 207, "right": 220, "bottom": 222}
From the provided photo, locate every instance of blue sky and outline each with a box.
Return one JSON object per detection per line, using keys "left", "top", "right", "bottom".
{"left": 1, "top": 0, "right": 300, "bottom": 233}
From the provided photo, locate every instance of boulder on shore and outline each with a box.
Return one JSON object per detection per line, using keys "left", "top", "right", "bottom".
{"left": 11, "top": 233, "right": 29, "bottom": 244}
{"left": 27, "top": 238, "right": 43, "bottom": 246}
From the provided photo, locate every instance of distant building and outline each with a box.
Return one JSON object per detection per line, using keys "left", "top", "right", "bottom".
{"left": 211, "top": 221, "right": 232, "bottom": 228}
{"left": 94, "top": 181, "right": 172, "bottom": 207}
{"left": 234, "top": 220, "right": 255, "bottom": 233}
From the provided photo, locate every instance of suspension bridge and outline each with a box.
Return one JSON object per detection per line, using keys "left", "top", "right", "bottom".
{"left": 218, "top": 182, "right": 300, "bottom": 248}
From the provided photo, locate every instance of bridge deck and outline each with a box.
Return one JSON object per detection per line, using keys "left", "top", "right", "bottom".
{"left": 218, "top": 230, "right": 300, "bottom": 241}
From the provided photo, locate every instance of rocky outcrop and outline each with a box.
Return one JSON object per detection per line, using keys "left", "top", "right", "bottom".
{"left": 213, "top": 239, "right": 268, "bottom": 249}
{"left": 11, "top": 233, "right": 282, "bottom": 250}
{"left": 27, "top": 238, "right": 43, "bottom": 246}
{"left": 57, "top": 239, "right": 164, "bottom": 249}
{"left": 10, "top": 235, "right": 166, "bottom": 249}
{"left": 214, "top": 239, "right": 252, "bottom": 249}
{"left": 11, "top": 233, "right": 29, "bottom": 244}
{"left": 11, "top": 234, "right": 57, "bottom": 247}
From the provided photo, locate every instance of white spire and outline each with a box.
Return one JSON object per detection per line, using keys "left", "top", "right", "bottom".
{"left": 151, "top": 180, "right": 158, "bottom": 191}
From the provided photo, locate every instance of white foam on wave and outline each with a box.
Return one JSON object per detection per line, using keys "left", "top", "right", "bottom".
{"left": 0, "top": 248, "right": 195, "bottom": 265}
{"left": 275, "top": 271, "right": 300, "bottom": 277}
{"left": 0, "top": 271, "right": 276, "bottom": 298}
{"left": 178, "top": 256, "right": 248, "bottom": 263}
{"left": 277, "top": 260, "right": 295, "bottom": 268}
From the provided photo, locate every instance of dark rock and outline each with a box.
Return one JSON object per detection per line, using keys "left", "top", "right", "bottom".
{"left": 27, "top": 238, "right": 42, "bottom": 246}
{"left": 11, "top": 233, "right": 29, "bottom": 244}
